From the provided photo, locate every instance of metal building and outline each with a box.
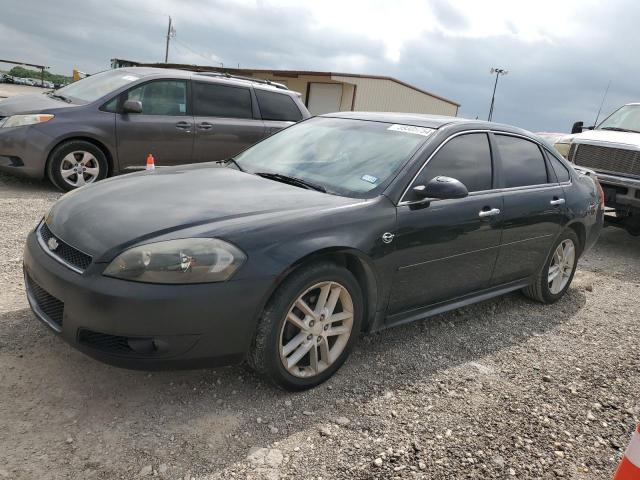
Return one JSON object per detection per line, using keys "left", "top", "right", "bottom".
{"left": 111, "top": 59, "right": 460, "bottom": 117}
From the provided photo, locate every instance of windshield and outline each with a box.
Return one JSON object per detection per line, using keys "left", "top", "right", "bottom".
{"left": 598, "top": 105, "right": 640, "bottom": 133}
{"left": 234, "top": 117, "right": 433, "bottom": 197}
{"left": 53, "top": 70, "right": 142, "bottom": 104}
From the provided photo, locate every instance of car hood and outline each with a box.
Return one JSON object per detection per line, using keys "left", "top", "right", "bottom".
{"left": 0, "top": 93, "right": 76, "bottom": 116}
{"left": 45, "top": 165, "right": 362, "bottom": 259}
{"left": 572, "top": 129, "right": 640, "bottom": 148}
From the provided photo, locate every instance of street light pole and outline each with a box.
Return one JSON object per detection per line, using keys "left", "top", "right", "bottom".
{"left": 488, "top": 67, "right": 508, "bottom": 122}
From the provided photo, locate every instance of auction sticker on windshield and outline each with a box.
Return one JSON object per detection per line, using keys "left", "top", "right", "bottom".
{"left": 387, "top": 124, "right": 433, "bottom": 137}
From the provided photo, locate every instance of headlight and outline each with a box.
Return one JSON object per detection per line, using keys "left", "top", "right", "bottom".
{"left": 103, "top": 238, "right": 246, "bottom": 284}
{"left": 554, "top": 142, "right": 572, "bottom": 159}
{"left": 0, "top": 114, "right": 54, "bottom": 128}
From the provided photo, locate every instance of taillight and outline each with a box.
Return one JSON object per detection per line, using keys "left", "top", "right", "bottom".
{"left": 595, "top": 177, "right": 605, "bottom": 209}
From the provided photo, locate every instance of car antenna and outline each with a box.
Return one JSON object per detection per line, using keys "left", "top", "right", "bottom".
{"left": 593, "top": 80, "right": 611, "bottom": 126}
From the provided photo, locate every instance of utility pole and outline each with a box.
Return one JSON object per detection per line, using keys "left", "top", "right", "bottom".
{"left": 164, "top": 16, "right": 176, "bottom": 63}
{"left": 488, "top": 67, "right": 508, "bottom": 122}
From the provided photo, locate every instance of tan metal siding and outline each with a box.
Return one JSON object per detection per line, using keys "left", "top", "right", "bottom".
{"left": 332, "top": 76, "right": 457, "bottom": 116}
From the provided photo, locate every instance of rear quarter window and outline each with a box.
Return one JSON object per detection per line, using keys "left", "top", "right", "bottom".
{"left": 255, "top": 90, "right": 303, "bottom": 122}
{"left": 548, "top": 154, "right": 571, "bottom": 182}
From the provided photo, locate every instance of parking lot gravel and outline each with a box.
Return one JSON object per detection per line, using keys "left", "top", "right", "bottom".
{"left": 0, "top": 172, "right": 638, "bottom": 480}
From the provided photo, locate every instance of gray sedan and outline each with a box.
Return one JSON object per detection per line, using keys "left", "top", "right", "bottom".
{"left": 0, "top": 67, "right": 309, "bottom": 190}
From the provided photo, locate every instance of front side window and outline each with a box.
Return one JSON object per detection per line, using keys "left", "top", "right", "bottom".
{"left": 255, "top": 90, "right": 302, "bottom": 122}
{"left": 408, "top": 133, "right": 493, "bottom": 200}
{"left": 125, "top": 80, "right": 187, "bottom": 116}
{"left": 193, "top": 82, "right": 252, "bottom": 119}
{"left": 235, "top": 117, "right": 433, "bottom": 198}
{"left": 495, "top": 135, "right": 548, "bottom": 188}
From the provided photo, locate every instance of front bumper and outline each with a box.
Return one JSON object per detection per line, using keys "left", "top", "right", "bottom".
{"left": 23, "top": 229, "right": 276, "bottom": 369}
{"left": 0, "top": 125, "right": 51, "bottom": 179}
{"left": 595, "top": 172, "right": 640, "bottom": 209}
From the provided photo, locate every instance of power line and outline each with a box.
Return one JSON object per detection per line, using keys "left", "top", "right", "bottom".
{"left": 172, "top": 38, "right": 223, "bottom": 66}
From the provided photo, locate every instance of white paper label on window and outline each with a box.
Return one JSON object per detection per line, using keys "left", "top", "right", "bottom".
{"left": 387, "top": 124, "right": 433, "bottom": 137}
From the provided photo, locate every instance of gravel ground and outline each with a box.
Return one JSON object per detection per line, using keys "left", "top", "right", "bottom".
{"left": 0, "top": 172, "right": 638, "bottom": 480}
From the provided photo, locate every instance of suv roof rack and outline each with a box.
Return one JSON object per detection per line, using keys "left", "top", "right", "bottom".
{"left": 195, "top": 72, "right": 289, "bottom": 91}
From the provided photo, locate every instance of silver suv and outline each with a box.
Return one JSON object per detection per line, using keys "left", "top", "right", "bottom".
{"left": 0, "top": 67, "right": 310, "bottom": 190}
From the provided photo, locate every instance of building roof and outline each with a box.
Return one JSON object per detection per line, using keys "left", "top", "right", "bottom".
{"left": 110, "top": 58, "right": 460, "bottom": 107}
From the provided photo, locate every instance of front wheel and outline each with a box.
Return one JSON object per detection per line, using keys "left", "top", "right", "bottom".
{"left": 522, "top": 229, "right": 579, "bottom": 304}
{"left": 47, "top": 140, "right": 108, "bottom": 191}
{"left": 248, "top": 262, "right": 363, "bottom": 391}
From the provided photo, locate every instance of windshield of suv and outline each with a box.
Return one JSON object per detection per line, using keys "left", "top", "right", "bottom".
{"left": 53, "top": 70, "right": 142, "bottom": 104}
{"left": 234, "top": 117, "right": 433, "bottom": 198}
{"left": 598, "top": 104, "right": 640, "bottom": 133}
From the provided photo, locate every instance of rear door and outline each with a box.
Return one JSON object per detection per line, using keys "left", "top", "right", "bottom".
{"left": 115, "top": 79, "right": 194, "bottom": 169}
{"left": 191, "top": 82, "right": 265, "bottom": 162}
{"left": 387, "top": 132, "right": 503, "bottom": 317}
{"left": 490, "top": 133, "right": 567, "bottom": 285}
{"left": 255, "top": 89, "right": 304, "bottom": 135}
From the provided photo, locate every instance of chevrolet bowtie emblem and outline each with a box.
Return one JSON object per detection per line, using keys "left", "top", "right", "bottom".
{"left": 47, "top": 237, "right": 59, "bottom": 251}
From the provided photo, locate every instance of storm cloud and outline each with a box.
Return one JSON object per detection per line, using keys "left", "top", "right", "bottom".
{"left": 1, "top": 0, "right": 637, "bottom": 132}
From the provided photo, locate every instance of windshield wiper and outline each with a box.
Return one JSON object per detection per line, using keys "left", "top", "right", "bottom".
{"left": 48, "top": 93, "right": 72, "bottom": 103}
{"left": 218, "top": 157, "right": 244, "bottom": 171}
{"left": 600, "top": 126, "right": 640, "bottom": 133}
{"left": 255, "top": 172, "right": 327, "bottom": 192}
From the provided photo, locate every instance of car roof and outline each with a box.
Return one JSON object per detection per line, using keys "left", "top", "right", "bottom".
{"left": 118, "top": 67, "right": 295, "bottom": 95}
{"left": 321, "top": 111, "right": 534, "bottom": 136}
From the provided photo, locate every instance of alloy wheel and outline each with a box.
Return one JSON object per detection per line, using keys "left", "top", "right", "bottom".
{"left": 59, "top": 151, "right": 100, "bottom": 188}
{"left": 548, "top": 239, "right": 576, "bottom": 294}
{"left": 279, "top": 281, "right": 354, "bottom": 378}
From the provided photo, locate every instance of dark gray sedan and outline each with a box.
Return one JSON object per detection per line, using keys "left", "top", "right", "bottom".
{"left": 0, "top": 67, "right": 309, "bottom": 190}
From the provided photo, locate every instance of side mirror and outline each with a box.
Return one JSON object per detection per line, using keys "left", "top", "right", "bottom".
{"left": 571, "top": 121, "right": 584, "bottom": 134}
{"left": 123, "top": 99, "right": 142, "bottom": 114}
{"left": 413, "top": 176, "right": 469, "bottom": 200}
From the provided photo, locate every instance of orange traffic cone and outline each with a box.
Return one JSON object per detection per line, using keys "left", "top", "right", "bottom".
{"left": 613, "top": 424, "right": 640, "bottom": 480}
{"left": 146, "top": 153, "right": 155, "bottom": 171}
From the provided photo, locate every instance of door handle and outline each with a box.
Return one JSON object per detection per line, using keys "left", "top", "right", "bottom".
{"left": 550, "top": 198, "right": 566, "bottom": 206}
{"left": 198, "top": 122, "right": 213, "bottom": 130}
{"left": 175, "top": 121, "right": 192, "bottom": 131}
{"left": 478, "top": 208, "right": 501, "bottom": 218}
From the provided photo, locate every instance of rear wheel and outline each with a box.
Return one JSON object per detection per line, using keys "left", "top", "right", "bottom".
{"left": 523, "top": 229, "right": 579, "bottom": 303}
{"left": 47, "top": 140, "right": 108, "bottom": 191}
{"left": 248, "top": 262, "right": 363, "bottom": 390}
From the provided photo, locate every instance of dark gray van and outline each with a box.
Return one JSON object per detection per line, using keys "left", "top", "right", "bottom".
{"left": 0, "top": 67, "right": 310, "bottom": 190}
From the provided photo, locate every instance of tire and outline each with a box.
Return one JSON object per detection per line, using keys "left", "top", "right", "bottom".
{"left": 47, "top": 140, "right": 108, "bottom": 191}
{"left": 248, "top": 261, "right": 363, "bottom": 391}
{"left": 522, "top": 229, "right": 579, "bottom": 304}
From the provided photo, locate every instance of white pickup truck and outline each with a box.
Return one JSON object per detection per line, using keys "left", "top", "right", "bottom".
{"left": 554, "top": 103, "right": 640, "bottom": 236}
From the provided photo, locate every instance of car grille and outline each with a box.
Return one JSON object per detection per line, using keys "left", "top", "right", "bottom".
{"left": 573, "top": 143, "right": 640, "bottom": 178}
{"left": 77, "top": 329, "right": 136, "bottom": 354}
{"left": 26, "top": 274, "right": 64, "bottom": 328}
{"left": 39, "top": 222, "right": 92, "bottom": 272}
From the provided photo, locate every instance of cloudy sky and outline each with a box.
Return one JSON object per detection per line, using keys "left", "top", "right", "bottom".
{"left": 1, "top": 0, "right": 636, "bottom": 131}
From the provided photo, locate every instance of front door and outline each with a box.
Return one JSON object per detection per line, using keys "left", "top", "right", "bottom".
{"left": 387, "top": 132, "right": 503, "bottom": 318}
{"left": 116, "top": 79, "right": 194, "bottom": 170}
{"left": 191, "top": 82, "right": 265, "bottom": 163}
{"left": 490, "top": 133, "right": 567, "bottom": 284}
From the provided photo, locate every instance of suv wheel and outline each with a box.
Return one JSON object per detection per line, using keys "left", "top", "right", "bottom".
{"left": 47, "top": 140, "right": 108, "bottom": 191}
{"left": 248, "top": 262, "right": 363, "bottom": 390}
